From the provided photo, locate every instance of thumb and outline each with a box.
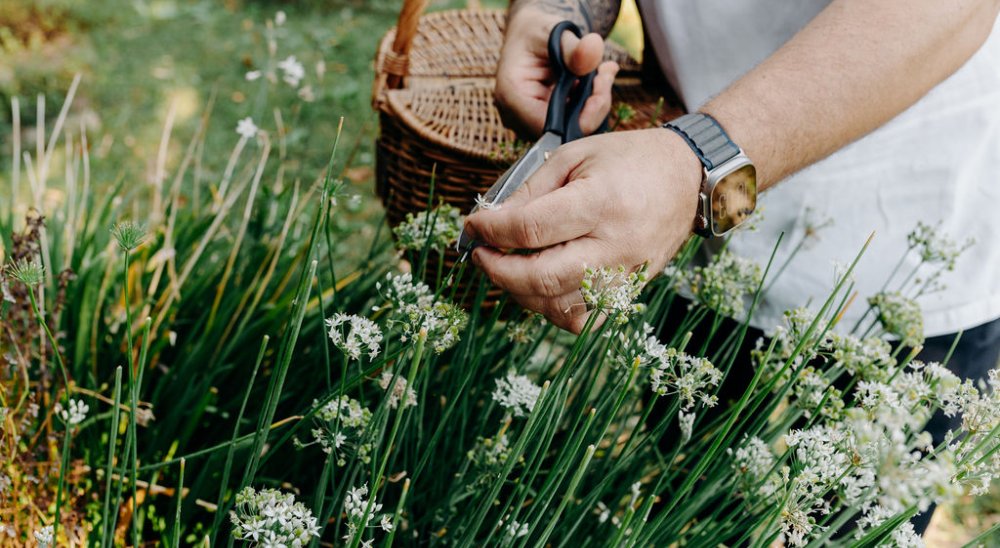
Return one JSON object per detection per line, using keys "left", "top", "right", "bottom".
{"left": 561, "top": 32, "right": 604, "bottom": 77}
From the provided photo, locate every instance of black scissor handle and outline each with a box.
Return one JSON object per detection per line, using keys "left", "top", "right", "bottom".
{"left": 543, "top": 20, "right": 585, "bottom": 139}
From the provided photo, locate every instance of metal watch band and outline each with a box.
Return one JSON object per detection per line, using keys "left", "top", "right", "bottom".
{"left": 663, "top": 113, "right": 742, "bottom": 237}
{"left": 663, "top": 113, "right": 741, "bottom": 170}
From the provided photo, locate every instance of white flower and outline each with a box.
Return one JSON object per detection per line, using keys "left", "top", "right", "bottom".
{"left": 310, "top": 396, "right": 373, "bottom": 466}
{"left": 674, "top": 250, "right": 762, "bottom": 317}
{"left": 503, "top": 519, "right": 529, "bottom": 538}
{"left": 906, "top": 221, "right": 973, "bottom": 270}
{"left": 245, "top": 70, "right": 262, "bottom": 81}
{"left": 380, "top": 514, "right": 393, "bottom": 532}
{"left": 580, "top": 265, "right": 648, "bottom": 323}
{"left": 278, "top": 55, "right": 305, "bottom": 87}
{"left": 230, "top": 487, "right": 321, "bottom": 546}
{"left": 275, "top": 10, "right": 286, "bottom": 25}
{"left": 645, "top": 347, "right": 722, "bottom": 411}
{"left": 392, "top": 204, "right": 463, "bottom": 252}
{"left": 475, "top": 193, "right": 501, "bottom": 211}
{"left": 236, "top": 117, "right": 258, "bottom": 139}
{"left": 34, "top": 525, "right": 54, "bottom": 547}
{"left": 378, "top": 371, "right": 417, "bottom": 409}
{"left": 56, "top": 398, "right": 89, "bottom": 426}
{"left": 378, "top": 272, "right": 467, "bottom": 353}
{"left": 326, "top": 313, "right": 383, "bottom": 361}
{"left": 868, "top": 292, "right": 924, "bottom": 348}
{"left": 678, "top": 411, "right": 695, "bottom": 444}
{"left": 492, "top": 371, "right": 541, "bottom": 418}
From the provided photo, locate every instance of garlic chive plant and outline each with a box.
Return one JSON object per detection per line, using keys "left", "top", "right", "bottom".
{"left": 4, "top": 37, "right": 998, "bottom": 545}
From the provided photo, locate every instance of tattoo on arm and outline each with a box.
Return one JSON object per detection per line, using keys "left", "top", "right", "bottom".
{"left": 510, "top": 0, "right": 622, "bottom": 35}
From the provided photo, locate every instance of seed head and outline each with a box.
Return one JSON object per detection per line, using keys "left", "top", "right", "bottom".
{"left": 111, "top": 221, "right": 147, "bottom": 251}
{"left": 7, "top": 258, "right": 44, "bottom": 286}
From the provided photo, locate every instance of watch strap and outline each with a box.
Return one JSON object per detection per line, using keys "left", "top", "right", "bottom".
{"left": 664, "top": 113, "right": 742, "bottom": 238}
{"left": 663, "top": 113, "right": 740, "bottom": 171}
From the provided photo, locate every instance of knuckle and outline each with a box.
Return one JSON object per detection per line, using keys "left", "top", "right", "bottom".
{"left": 533, "top": 267, "right": 564, "bottom": 297}
{"left": 516, "top": 216, "right": 545, "bottom": 248}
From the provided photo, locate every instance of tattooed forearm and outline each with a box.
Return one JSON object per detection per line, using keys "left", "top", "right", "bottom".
{"left": 509, "top": 0, "right": 622, "bottom": 35}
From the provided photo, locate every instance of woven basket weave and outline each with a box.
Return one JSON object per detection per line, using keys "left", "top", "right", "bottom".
{"left": 372, "top": 1, "right": 683, "bottom": 299}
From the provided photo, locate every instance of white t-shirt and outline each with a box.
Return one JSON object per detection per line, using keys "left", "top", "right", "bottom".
{"left": 639, "top": 0, "right": 1000, "bottom": 337}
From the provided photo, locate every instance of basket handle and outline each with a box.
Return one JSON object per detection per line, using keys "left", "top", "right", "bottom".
{"left": 385, "top": 0, "right": 430, "bottom": 89}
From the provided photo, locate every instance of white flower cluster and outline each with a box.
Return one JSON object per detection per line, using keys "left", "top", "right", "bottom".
{"left": 230, "top": 486, "right": 320, "bottom": 546}
{"left": 378, "top": 272, "right": 468, "bottom": 353}
{"left": 391, "top": 204, "right": 463, "bottom": 252}
{"left": 56, "top": 398, "right": 89, "bottom": 426}
{"left": 506, "top": 313, "right": 543, "bottom": 344}
{"left": 868, "top": 292, "right": 924, "bottom": 348}
{"left": 492, "top": 371, "right": 541, "bottom": 418}
{"left": 236, "top": 117, "right": 258, "bottom": 139}
{"left": 325, "top": 313, "right": 383, "bottom": 361}
{"left": 728, "top": 436, "right": 783, "bottom": 500}
{"left": 467, "top": 433, "right": 512, "bottom": 470}
{"left": 950, "top": 368, "right": 1000, "bottom": 495}
{"left": 753, "top": 308, "right": 831, "bottom": 387}
{"left": 828, "top": 332, "right": 894, "bottom": 381}
{"left": 906, "top": 221, "right": 973, "bottom": 270}
{"left": 580, "top": 265, "right": 648, "bottom": 323}
{"left": 277, "top": 55, "right": 306, "bottom": 87}
{"left": 378, "top": 371, "right": 417, "bottom": 409}
{"left": 732, "top": 360, "right": 997, "bottom": 546}
{"left": 309, "top": 395, "right": 372, "bottom": 466}
{"left": 343, "top": 483, "right": 393, "bottom": 545}
{"left": 630, "top": 327, "right": 722, "bottom": 411}
{"left": 34, "top": 525, "right": 54, "bottom": 547}
{"left": 675, "top": 250, "right": 762, "bottom": 317}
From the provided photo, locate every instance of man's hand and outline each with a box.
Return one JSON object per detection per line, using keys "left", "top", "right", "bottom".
{"left": 464, "top": 129, "right": 702, "bottom": 333}
{"left": 495, "top": 8, "right": 618, "bottom": 139}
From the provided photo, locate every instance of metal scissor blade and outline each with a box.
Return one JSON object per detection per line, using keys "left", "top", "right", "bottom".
{"left": 456, "top": 132, "right": 562, "bottom": 256}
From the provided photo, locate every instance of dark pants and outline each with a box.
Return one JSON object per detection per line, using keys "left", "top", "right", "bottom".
{"left": 654, "top": 298, "right": 1000, "bottom": 536}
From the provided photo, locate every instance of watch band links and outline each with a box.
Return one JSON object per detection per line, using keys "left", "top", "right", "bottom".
{"left": 663, "top": 113, "right": 742, "bottom": 238}
{"left": 664, "top": 113, "right": 741, "bottom": 170}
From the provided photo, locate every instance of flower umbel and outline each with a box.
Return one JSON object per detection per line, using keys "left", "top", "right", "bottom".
{"left": 868, "top": 291, "right": 924, "bottom": 348}
{"left": 392, "top": 204, "right": 463, "bottom": 252}
{"left": 56, "top": 398, "right": 89, "bottom": 426}
{"left": 235, "top": 117, "right": 259, "bottom": 139}
{"left": 492, "top": 371, "right": 542, "bottom": 418}
{"left": 111, "top": 221, "right": 147, "bottom": 251}
{"left": 230, "top": 487, "right": 320, "bottom": 546}
{"left": 325, "top": 313, "right": 382, "bottom": 361}
{"left": 580, "top": 265, "right": 648, "bottom": 323}
{"left": 7, "top": 258, "right": 44, "bottom": 286}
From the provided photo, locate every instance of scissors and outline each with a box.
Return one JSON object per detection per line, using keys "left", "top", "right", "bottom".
{"left": 457, "top": 20, "right": 605, "bottom": 260}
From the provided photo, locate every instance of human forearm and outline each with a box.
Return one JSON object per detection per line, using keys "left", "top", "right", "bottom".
{"left": 509, "top": 0, "right": 621, "bottom": 36}
{"left": 701, "top": 0, "right": 1000, "bottom": 190}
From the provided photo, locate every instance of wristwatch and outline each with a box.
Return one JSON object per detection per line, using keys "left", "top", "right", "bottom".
{"left": 663, "top": 113, "right": 757, "bottom": 238}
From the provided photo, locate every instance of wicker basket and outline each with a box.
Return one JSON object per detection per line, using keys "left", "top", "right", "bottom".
{"left": 372, "top": 0, "right": 683, "bottom": 300}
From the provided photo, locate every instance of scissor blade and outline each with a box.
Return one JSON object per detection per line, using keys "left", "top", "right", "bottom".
{"left": 456, "top": 132, "right": 561, "bottom": 256}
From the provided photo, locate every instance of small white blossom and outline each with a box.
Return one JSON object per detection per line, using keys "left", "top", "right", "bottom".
{"left": 34, "top": 525, "right": 54, "bottom": 547}
{"left": 245, "top": 70, "right": 262, "bottom": 81}
{"left": 326, "top": 313, "right": 383, "bottom": 361}
{"left": 475, "top": 193, "right": 501, "bottom": 211}
{"left": 380, "top": 515, "right": 393, "bottom": 532}
{"left": 278, "top": 55, "right": 306, "bottom": 87}
{"left": 675, "top": 250, "right": 762, "bottom": 317}
{"left": 274, "top": 10, "right": 286, "bottom": 25}
{"left": 378, "top": 371, "right": 417, "bottom": 409}
{"left": 868, "top": 292, "right": 924, "bottom": 348}
{"left": 392, "top": 204, "right": 463, "bottom": 252}
{"left": 230, "top": 487, "right": 320, "bottom": 546}
{"left": 580, "top": 265, "right": 648, "bottom": 323}
{"left": 492, "top": 372, "right": 541, "bottom": 418}
{"left": 56, "top": 398, "right": 89, "bottom": 426}
{"left": 236, "top": 117, "right": 258, "bottom": 139}
{"left": 309, "top": 396, "right": 372, "bottom": 466}
{"left": 378, "top": 272, "right": 467, "bottom": 353}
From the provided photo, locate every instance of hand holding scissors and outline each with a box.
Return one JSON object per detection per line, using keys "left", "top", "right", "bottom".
{"left": 457, "top": 20, "right": 607, "bottom": 257}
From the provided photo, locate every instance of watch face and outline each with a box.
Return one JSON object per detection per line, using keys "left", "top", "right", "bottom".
{"left": 710, "top": 163, "right": 757, "bottom": 235}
